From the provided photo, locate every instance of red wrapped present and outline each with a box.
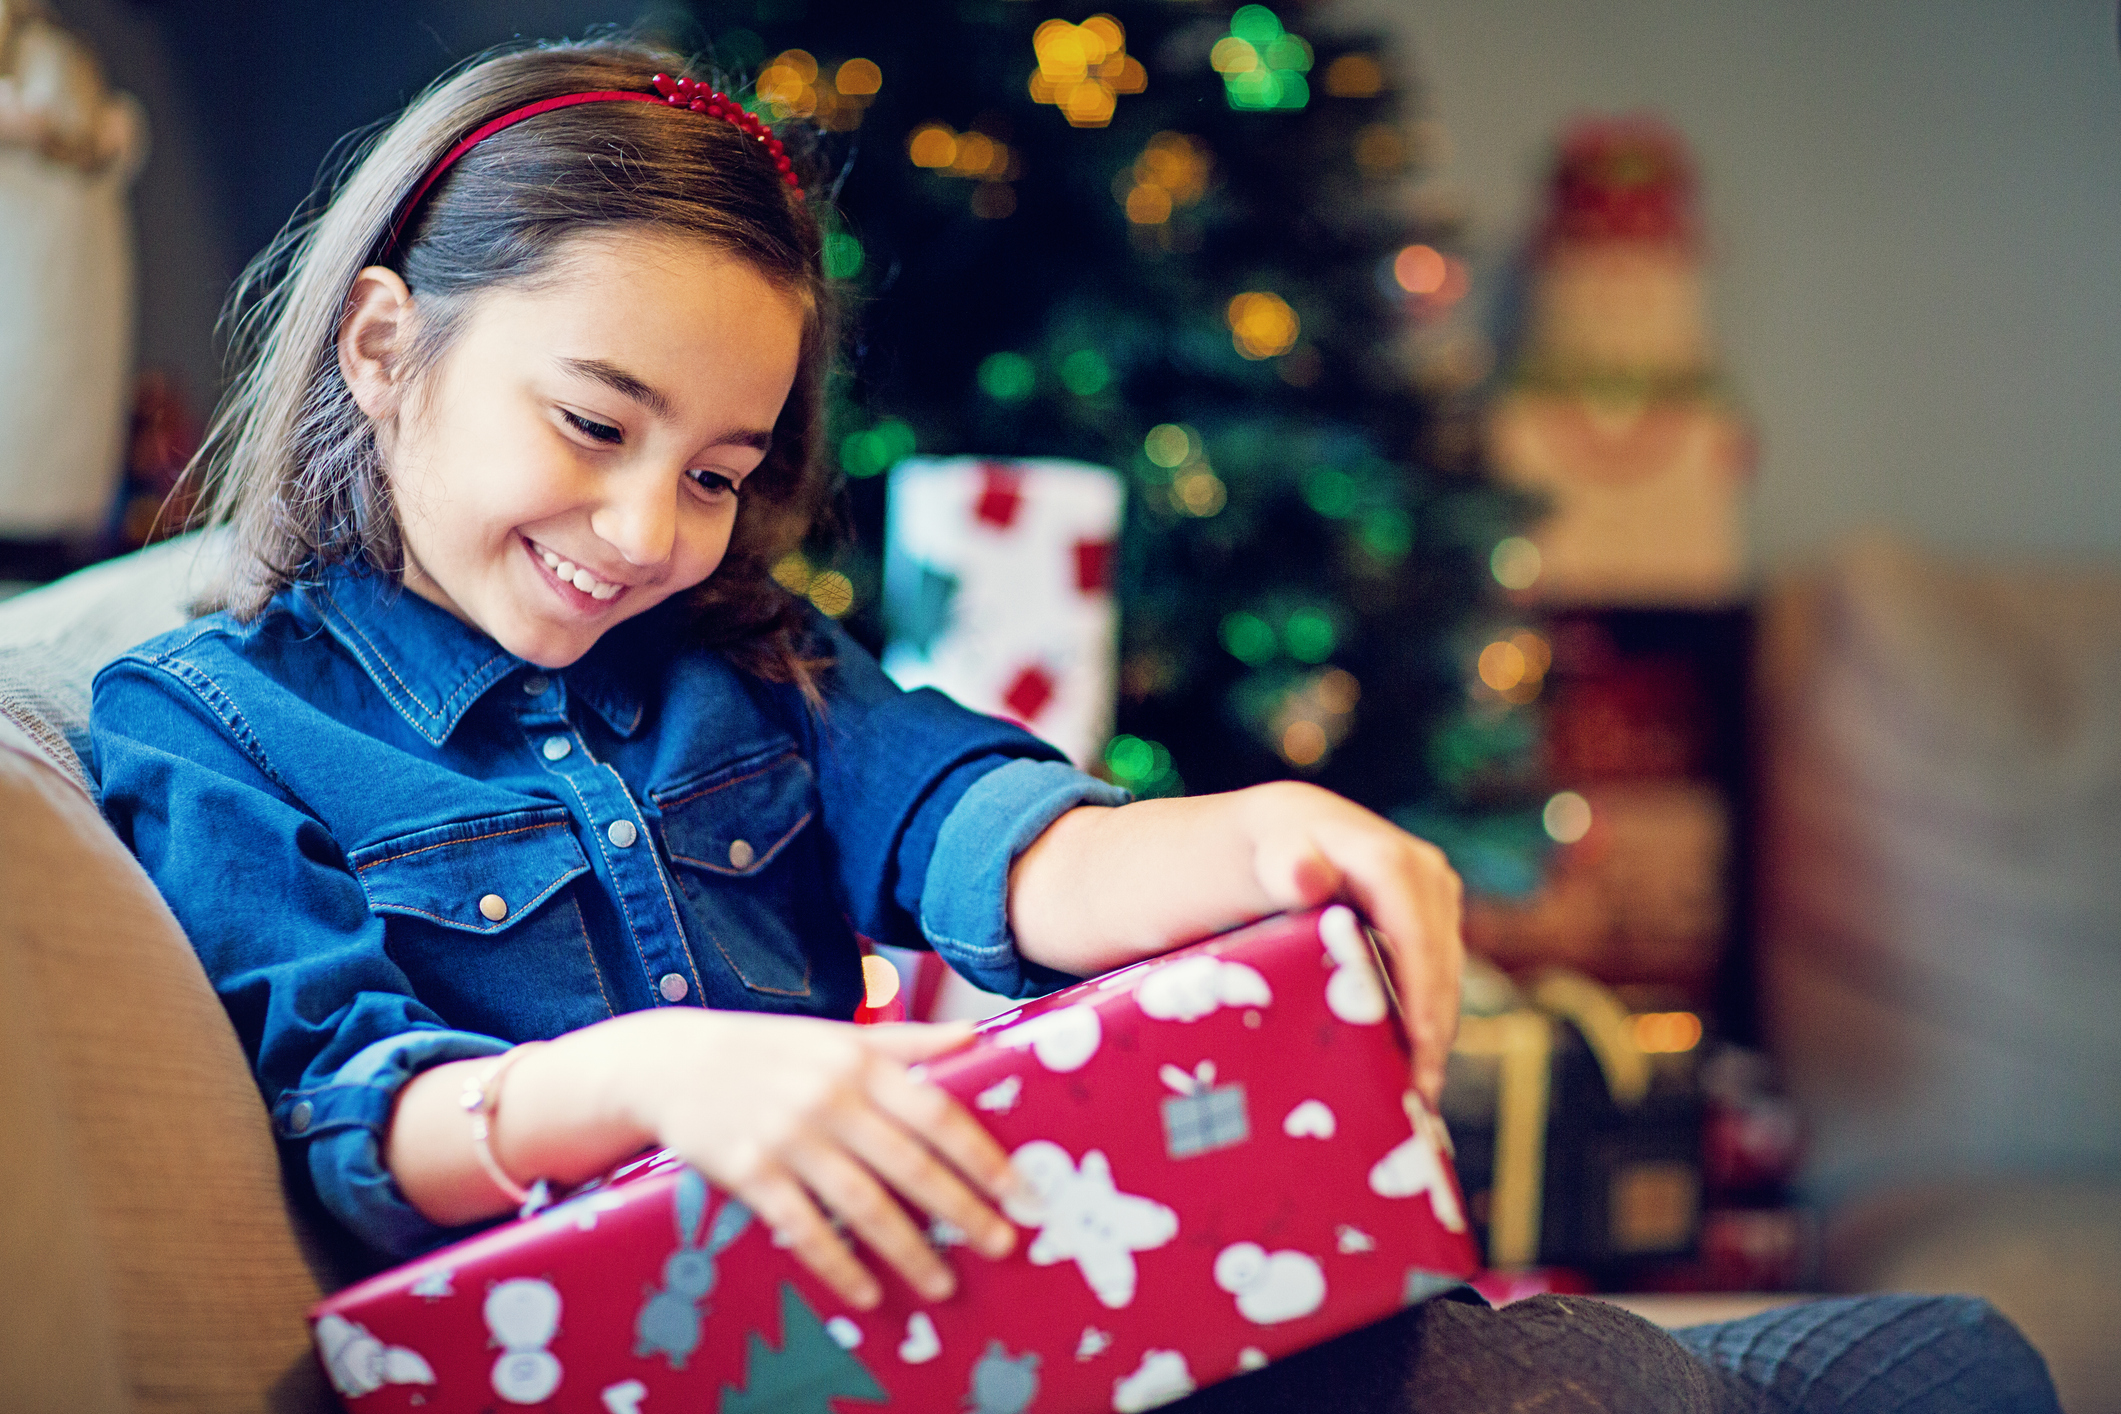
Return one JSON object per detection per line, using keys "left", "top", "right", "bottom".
{"left": 310, "top": 907, "right": 1480, "bottom": 1411}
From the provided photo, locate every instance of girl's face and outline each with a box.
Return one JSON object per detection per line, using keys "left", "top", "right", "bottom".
{"left": 359, "top": 231, "right": 804, "bottom": 669}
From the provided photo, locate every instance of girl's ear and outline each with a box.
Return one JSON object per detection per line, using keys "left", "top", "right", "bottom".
{"left": 339, "top": 266, "right": 416, "bottom": 421}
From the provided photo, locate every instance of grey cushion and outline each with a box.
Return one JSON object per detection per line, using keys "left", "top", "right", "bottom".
{"left": 0, "top": 531, "right": 228, "bottom": 793}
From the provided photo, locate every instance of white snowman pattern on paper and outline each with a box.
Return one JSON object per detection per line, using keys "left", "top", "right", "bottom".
{"left": 1367, "top": 1092, "right": 1467, "bottom": 1232}
{"left": 485, "top": 1277, "right": 564, "bottom": 1404}
{"left": 1213, "top": 1243, "right": 1328, "bottom": 1325}
{"left": 1134, "top": 955, "right": 1272, "bottom": 1023}
{"left": 312, "top": 1314, "right": 435, "bottom": 1399}
{"left": 992, "top": 1005, "right": 1103, "bottom": 1072}
{"left": 1004, "top": 1140, "right": 1178, "bottom": 1309}
{"left": 1318, "top": 906, "right": 1390, "bottom": 1025}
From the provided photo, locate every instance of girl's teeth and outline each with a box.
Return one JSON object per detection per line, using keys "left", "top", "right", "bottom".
{"left": 533, "top": 543, "right": 619, "bottom": 599}
{"left": 571, "top": 568, "right": 597, "bottom": 592}
{"left": 591, "top": 582, "right": 620, "bottom": 601}
{"left": 555, "top": 560, "right": 576, "bottom": 580}
{"left": 540, "top": 548, "right": 559, "bottom": 568}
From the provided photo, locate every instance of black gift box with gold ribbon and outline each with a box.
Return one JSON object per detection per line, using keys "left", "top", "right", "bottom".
{"left": 1441, "top": 968, "right": 1704, "bottom": 1272}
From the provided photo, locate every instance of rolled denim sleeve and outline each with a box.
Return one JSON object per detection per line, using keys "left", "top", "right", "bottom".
{"left": 919, "top": 757, "right": 1130, "bottom": 997}
{"left": 293, "top": 1029, "right": 511, "bottom": 1259}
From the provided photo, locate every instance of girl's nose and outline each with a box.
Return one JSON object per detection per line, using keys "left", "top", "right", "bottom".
{"left": 590, "top": 469, "right": 679, "bottom": 568}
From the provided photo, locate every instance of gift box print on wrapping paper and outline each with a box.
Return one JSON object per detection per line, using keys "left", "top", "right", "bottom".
{"left": 310, "top": 909, "right": 1479, "bottom": 1412}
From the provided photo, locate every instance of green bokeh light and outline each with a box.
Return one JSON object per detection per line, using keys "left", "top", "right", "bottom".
{"left": 1059, "top": 349, "right": 1113, "bottom": 396}
{"left": 1302, "top": 467, "right": 1357, "bottom": 518}
{"left": 1144, "top": 423, "right": 1195, "bottom": 467}
{"left": 1220, "top": 610, "right": 1277, "bottom": 664}
{"left": 1359, "top": 507, "right": 1414, "bottom": 561}
{"left": 1231, "top": 5, "right": 1283, "bottom": 44}
{"left": 1284, "top": 609, "right": 1336, "bottom": 663}
{"left": 821, "top": 231, "right": 864, "bottom": 281}
{"left": 977, "top": 351, "right": 1036, "bottom": 402}
{"left": 839, "top": 418, "right": 915, "bottom": 478}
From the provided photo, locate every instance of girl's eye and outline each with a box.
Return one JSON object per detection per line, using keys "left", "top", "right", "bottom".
{"left": 561, "top": 409, "right": 623, "bottom": 445}
{"left": 688, "top": 469, "right": 739, "bottom": 497}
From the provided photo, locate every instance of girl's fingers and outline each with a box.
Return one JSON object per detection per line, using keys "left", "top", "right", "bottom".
{"left": 787, "top": 1137, "right": 958, "bottom": 1304}
{"left": 833, "top": 1096, "right": 1015, "bottom": 1260}
{"left": 727, "top": 1164, "right": 882, "bottom": 1311}
{"left": 857, "top": 1019, "right": 978, "bottom": 1064}
{"left": 1332, "top": 836, "right": 1463, "bottom": 1107}
{"left": 866, "top": 1061, "right": 1019, "bottom": 1205}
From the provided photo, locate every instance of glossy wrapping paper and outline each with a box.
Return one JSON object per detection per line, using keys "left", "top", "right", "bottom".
{"left": 310, "top": 907, "right": 1481, "bottom": 1413}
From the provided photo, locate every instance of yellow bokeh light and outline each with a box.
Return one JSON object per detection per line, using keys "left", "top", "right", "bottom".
{"left": 777, "top": 49, "right": 819, "bottom": 83}
{"left": 908, "top": 124, "right": 958, "bottom": 168}
{"left": 1353, "top": 123, "right": 1404, "bottom": 174}
{"left": 834, "top": 58, "right": 882, "bottom": 96}
{"left": 1138, "top": 132, "right": 1210, "bottom": 204}
{"left": 770, "top": 552, "right": 812, "bottom": 593}
{"left": 1144, "top": 423, "right": 1194, "bottom": 467}
{"left": 1210, "top": 37, "right": 1259, "bottom": 74}
{"left": 1171, "top": 467, "right": 1227, "bottom": 517}
{"left": 1477, "top": 639, "right": 1528, "bottom": 692}
{"left": 807, "top": 569, "right": 855, "bottom": 618}
{"left": 1281, "top": 718, "right": 1328, "bottom": 766}
{"left": 1509, "top": 630, "right": 1552, "bottom": 682}
{"left": 1316, "top": 667, "right": 1361, "bottom": 714}
{"left": 1125, "top": 183, "right": 1173, "bottom": 224}
{"left": 1031, "top": 14, "right": 1139, "bottom": 128}
{"left": 955, "top": 132, "right": 998, "bottom": 175}
{"left": 860, "top": 952, "right": 902, "bottom": 1009}
{"left": 1627, "top": 1011, "right": 1703, "bottom": 1054}
{"left": 1322, "top": 52, "right": 1384, "bottom": 98}
{"left": 756, "top": 63, "right": 805, "bottom": 108}
{"left": 1394, "top": 244, "right": 1448, "bottom": 295}
{"left": 1227, "top": 291, "right": 1300, "bottom": 360}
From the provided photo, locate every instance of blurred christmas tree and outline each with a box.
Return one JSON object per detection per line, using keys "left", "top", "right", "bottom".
{"left": 685, "top": 0, "right": 1548, "bottom": 886}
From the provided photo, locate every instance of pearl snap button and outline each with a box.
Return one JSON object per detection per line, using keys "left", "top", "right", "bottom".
{"left": 289, "top": 1100, "right": 313, "bottom": 1133}
{"left": 607, "top": 820, "right": 638, "bottom": 848}
{"left": 478, "top": 893, "right": 508, "bottom": 921}
{"left": 659, "top": 972, "right": 689, "bottom": 1002}
{"left": 542, "top": 736, "right": 572, "bottom": 761}
{"left": 728, "top": 838, "right": 755, "bottom": 869}
{"left": 523, "top": 675, "right": 550, "bottom": 696}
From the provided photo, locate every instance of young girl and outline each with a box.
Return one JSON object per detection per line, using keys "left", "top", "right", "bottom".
{"left": 90, "top": 36, "right": 2055, "bottom": 1413}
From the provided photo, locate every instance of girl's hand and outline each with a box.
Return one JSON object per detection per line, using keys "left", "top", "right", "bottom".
{"left": 625, "top": 1010, "right": 1018, "bottom": 1311}
{"left": 1009, "top": 781, "right": 1465, "bottom": 1106}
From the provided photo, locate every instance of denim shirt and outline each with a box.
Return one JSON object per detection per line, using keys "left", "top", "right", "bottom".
{"left": 89, "top": 564, "right": 1124, "bottom": 1257}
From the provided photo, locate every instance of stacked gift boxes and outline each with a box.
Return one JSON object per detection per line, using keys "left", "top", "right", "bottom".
{"left": 310, "top": 908, "right": 1480, "bottom": 1412}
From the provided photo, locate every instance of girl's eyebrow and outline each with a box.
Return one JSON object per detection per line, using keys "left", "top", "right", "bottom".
{"left": 556, "top": 356, "right": 773, "bottom": 450}
{"left": 558, "top": 356, "right": 673, "bottom": 419}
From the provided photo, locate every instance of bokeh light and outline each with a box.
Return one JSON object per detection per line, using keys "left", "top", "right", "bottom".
{"left": 1216, "top": 6, "right": 1312, "bottom": 111}
{"left": 1227, "top": 290, "right": 1300, "bottom": 359}
{"left": 1060, "top": 348, "right": 1113, "bottom": 396}
{"left": 1220, "top": 610, "right": 1276, "bottom": 664}
{"left": 1321, "top": 52, "right": 1383, "bottom": 98}
{"left": 1029, "top": 14, "right": 1147, "bottom": 128}
{"left": 1478, "top": 639, "right": 1529, "bottom": 692}
{"left": 1103, "top": 733, "right": 1183, "bottom": 796}
{"left": 1302, "top": 467, "right": 1357, "bottom": 518}
{"left": 1393, "top": 244, "right": 1447, "bottom": 295}
{"left": 861, "top": 952, "right": 901, "bottom": 1008}
{"left": 839, "top": 417, "right": 915, "bottom": 478}
{"left": 1284, "top": 608, "right": 1336, "bottom": 663}
{"left": 807, "top": 569, "right": 855, "bottom": 618}
{"left": 1542, "top": 790, "right": 1593, "bottom": 844}
{"left": 821, "top": 231, "right": 864, "bottom": 280}
{"left": 1171, "top": 466, "right": 1227, "bottom": 516}
{"left": 1281, "top": 718, "right": 1327, "bottom": 766}
{"left": 978, "top": 351, "right": 1036, "bottom": 401}
{"left": 1353, "top": 123, "right": 1405, "bottom": 174}
{"left": 1144, "top": 423, "right": 1196, "bottom": 467}
{"left": 1627, "top": 1011, "right": 1703, "bottom": 1054}
{"left": 1358, "top": 507, "right": 1413, "bottom": 562}
{"left": 1491, "top": 536, "right": 1543, "bottom": 590}
{"left": 1118, "top": 131, "right": 1211, "bottom": 226}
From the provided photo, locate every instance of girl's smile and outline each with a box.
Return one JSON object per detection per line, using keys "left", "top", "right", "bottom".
{"left": 339, "top": 230, "right": 805, "bottom": 668}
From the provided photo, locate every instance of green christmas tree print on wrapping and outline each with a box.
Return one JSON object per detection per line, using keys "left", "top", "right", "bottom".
{"left": 719, "top": 1282, "right": 887, "bottom": 1414}
{"left": 685, "top": 0, "right": 1549, "bottom": 882}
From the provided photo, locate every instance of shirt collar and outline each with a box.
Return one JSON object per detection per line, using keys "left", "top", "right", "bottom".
{"left": 303, "top": 563, "right": 647, "bottom": 746}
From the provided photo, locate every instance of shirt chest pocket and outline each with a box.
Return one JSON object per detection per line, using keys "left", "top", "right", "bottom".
{"left": 652, "top": 747, "right": 854, "bottom": 1011}
{"left": 350, "top": 806, "right": 612, "bottom": 1040}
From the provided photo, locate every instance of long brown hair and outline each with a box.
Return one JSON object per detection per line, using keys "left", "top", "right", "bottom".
{"left": 191, "top": 36, "right": 836, "bottom": 686}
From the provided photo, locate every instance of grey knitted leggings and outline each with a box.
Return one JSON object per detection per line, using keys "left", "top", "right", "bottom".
{"left": 1171, "top": 1290, "right": 2059, "bottom": 1413}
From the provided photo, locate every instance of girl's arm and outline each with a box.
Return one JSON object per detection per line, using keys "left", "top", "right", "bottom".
{"left": 1006, "top": 781, "right": 1465, "bottom": 1106}
{"left": 386, "top": 1008, "right": 1018, "bottom": 1312}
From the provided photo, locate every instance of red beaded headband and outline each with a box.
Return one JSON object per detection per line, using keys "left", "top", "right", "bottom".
{"left": 385, "top": 73, "right": 802, "bottom": 257}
